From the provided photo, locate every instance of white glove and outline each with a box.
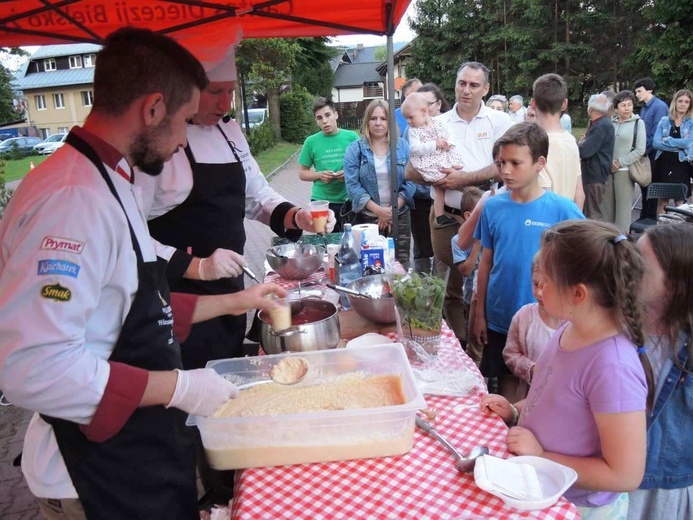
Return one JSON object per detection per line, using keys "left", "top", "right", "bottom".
{"left": 198, "top": 248, "right": 246, "bottom": 280}
{"left": 295, "top": 207, "right": 336, "bottom": 234}
{"left": 166, "top": 368, "right": 239, "bottom": 417}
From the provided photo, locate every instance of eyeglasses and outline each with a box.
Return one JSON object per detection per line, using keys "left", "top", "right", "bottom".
{"left": 427, "top": 100, "right": 439, "bottom": 106}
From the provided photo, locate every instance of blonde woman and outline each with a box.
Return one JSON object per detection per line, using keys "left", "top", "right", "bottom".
{"left": 653, "top": 89, "right": 693, "bottom": 214}
{"left": 343, "top": 99, "right": 417, "bottom": 263}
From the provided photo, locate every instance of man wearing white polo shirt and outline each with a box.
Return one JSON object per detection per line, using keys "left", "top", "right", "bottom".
{"left": 407, "top": 61, "right": 513, "bottom": 348}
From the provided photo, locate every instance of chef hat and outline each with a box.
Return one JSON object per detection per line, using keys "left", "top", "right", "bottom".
{"left": 204, "top": 45, "right": 237, "bottom": 82}
{"left": 177, "top": 24, "right": 242, "bottom": 83}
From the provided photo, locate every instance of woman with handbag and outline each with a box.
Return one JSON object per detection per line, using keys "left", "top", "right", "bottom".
{"left": 604, "top": 90, "right": 646, "bottom": 232}
{"left": 343, "top": 99, "right": 417, "bottom": 263}
{"left": 653, "top": 89, "right": 693, "bottom": 215}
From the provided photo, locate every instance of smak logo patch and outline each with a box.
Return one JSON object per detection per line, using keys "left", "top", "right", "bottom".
{"left": 41, "top": 283, "right": 72, "bottom": 302}
{"left": 38, "top": 259, "right": 80, "bottom": 278}
{"left": 40, "top": 236, "right": 85, "bottom": 254}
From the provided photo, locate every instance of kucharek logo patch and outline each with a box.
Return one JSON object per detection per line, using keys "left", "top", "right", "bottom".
{"left": 38, "top": 259, "right": 80, "bottom": 278}
{"left": 40, "top": 236, "right": 85, "bottom": 254}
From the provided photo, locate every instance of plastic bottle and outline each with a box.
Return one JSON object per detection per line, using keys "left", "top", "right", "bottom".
{"left": 336, "top": 223, "right": 361, "bottom": 309}
{"left": 386, "top": 237, "right": 396, "bottom": 273}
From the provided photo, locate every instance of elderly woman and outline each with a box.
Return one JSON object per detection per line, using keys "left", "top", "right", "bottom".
{"left": 603, "top": 90, "right": 646, "bottom": 232}
{"left": 653, "top": 89, "right": 693, "bottom": 214}
{"left": 343, "top": 99, "right": 416, "bottom": 263}
{"left": 486, "top": 94, "right": 508, "bottom": 112}
{"left": 628, "top": 223, "right": 693, "bottom": 520}
{"left": 418, "top": 82, "right": 451, "bottom": 116}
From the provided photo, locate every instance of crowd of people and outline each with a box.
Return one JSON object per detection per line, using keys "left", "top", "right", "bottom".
{"left": 0, "top": 27, "right": 690, "bottom": 520}
{"left": 300, "top": 62, "right": 691, "bottom": 519}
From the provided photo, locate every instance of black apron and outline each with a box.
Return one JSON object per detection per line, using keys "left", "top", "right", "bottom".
{"left": 148, "top": 124, "right": 248, "bottom": 367}
{"left": 41, "top": 132, "right": 197, "bottom": 520}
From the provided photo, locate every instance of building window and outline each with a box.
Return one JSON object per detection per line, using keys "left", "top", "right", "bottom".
{"left": 35, "top": 95, "right": 46, "bottom": 110}
{"left": 81, "top": 90, "right": 94, "bottom": 107}
{"left": 58, "top": 127, "right": 69, "bottom": 134}
{"left": 43, "top": 58, "right": 56, "bottom": 72}
{"left": 53, "top": 93, "right": 65, "bottom": 109}
{"left": 41, "top": 128, "right": 51, "bottom": 140}
{"left": 83, "top": 54, "right": 96, "bottom": 67}
{"left": 68, "top": 55, "right": 83, "bottom": 69}
{"left": 363, "top": 82, "right": 383, "bottom": 98}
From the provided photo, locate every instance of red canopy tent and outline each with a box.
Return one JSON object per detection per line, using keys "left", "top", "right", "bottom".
{"left": 0, "top": 0, "right": 413, "bottom": 236}
{"left": 0, "top": 1, "right": 410, "bottom": 47}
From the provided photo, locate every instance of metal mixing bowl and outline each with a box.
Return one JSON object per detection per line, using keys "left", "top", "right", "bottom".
{"left": 266, "top": 243, "right": 325, "bottom": 280}
{"left": 346, "top": 275, "right": 396, "bottom": 324}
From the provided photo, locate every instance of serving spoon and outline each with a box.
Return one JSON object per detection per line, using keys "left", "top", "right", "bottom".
{"left": 415, "top": 416, "right": 489, "bottom": 473}
{"left": 237, "top": 357, "right": 309, "bottom": 390}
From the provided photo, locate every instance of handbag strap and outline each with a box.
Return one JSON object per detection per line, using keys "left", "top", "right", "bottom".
{"left": 631, "top": 118, "right": 639, "bottom": 151}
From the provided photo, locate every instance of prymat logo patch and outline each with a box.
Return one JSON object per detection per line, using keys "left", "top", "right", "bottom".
{"left": 40, "top": 236, "right": 85, "bottom": 254}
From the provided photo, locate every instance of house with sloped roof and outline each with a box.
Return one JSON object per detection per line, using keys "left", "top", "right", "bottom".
{"left": 14, "top": 43, "right": 100, "bottom": 139}
{"left": 330, "top": 42, "right": 407, "bottom": 104}
{"left": 331, "top": 44, "right": 384, "bottom": 103}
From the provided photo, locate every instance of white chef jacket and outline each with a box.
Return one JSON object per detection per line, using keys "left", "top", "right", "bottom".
{"left": 137, "top": 119, "right": 289, "bottom": 257}
{"left": 432, "top": 103, "right": 514, "bottom": 209}
{"left": 0, "top": 135, "right": 156, "bottom": 498}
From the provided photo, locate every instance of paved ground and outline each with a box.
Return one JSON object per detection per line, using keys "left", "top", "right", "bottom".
{"left": 0, "top": 154, "right": 312, "bottom": 518}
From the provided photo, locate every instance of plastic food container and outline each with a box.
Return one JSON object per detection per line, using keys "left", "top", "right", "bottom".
{"left": 474, "top": 455, "right": 578, "bottom": 511}
{"left": 188, "top": 344, "right": 426, "bottom": 470}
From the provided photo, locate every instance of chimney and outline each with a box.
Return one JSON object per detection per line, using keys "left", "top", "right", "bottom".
{"left": 354, "top": 43, "right": 363, "bottom": 59}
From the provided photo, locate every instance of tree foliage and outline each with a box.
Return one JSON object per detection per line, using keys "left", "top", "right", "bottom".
{"left": 0, "top": 65, "right": 18, "bottom": 123}
{"left": 292, "top": 37, "right": 337, "bottom": 97}
{"left": 236, "top": 37, "right": 336, "bottom": 138}
{"left": 0, "top": 47, "right": 29, "bottom": 124}
{"left": 408, "top": 0, "right": 690, "bottom": 111}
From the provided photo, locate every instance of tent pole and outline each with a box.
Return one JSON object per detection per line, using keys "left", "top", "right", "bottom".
{"left": 386, "top": 31, "right": 398, "bottom": 250}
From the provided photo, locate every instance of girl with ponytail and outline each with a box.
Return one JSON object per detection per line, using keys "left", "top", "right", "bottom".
{"left": 628, "top": 223, "right": 693, "bottom": 520}
{"left": 482, "top": 219, "right": 650, "bottom": 519}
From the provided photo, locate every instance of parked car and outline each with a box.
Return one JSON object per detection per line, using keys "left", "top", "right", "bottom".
{"left": 0, "top": 136, "right": 42, "bottom": 157}
{"left": 245, "top": 108, "right": 268, "bottom": 129}
{"left": 38, "top": 133, "right": 68, "bottom": 155}
{"left": 34, "top": 133, "right": 67, "bottom": 155}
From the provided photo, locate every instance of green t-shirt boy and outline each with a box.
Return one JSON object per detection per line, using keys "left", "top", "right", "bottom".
{"left": 298, "top": 101, "right": 359, "bottom": 204}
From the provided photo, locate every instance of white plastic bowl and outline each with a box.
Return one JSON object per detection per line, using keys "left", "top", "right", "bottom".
{"left": 474, "top": 455, "right": 578, "bottom": 511}
{"left": 345, "top": 333, "right": 394, "bottom": 348}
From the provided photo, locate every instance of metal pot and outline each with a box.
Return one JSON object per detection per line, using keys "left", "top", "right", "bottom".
{"left": 258, "top": 299, "right": 340, "bottom": 354}
{"left": 346, "top": 275, "right": 396, "bottom": 324}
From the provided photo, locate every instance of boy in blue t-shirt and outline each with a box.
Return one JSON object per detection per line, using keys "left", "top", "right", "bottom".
{"left": 473, "top": 123, "right": 584, "bottom": 398}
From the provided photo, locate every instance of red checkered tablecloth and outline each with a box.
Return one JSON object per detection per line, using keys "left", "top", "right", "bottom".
{"left": 230, "top": 325, "right": 580, "bottom": 519}
{"left": 264, "top": 268, "right": 327, "bottom": 290}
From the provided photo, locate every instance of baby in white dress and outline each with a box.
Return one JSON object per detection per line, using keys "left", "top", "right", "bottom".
{"left": 401, "top": 92, "right": 464, "bottom": 227}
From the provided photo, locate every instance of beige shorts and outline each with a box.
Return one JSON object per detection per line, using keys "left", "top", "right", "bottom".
{"left": 36, "top": 497, "right": 86, "bottom": 520}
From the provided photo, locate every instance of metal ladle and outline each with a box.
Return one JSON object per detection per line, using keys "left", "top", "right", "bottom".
{"left": 326, "top": 283, "right": 376, "bottom": 299}
{"left": 415, "top": 416, "right": 489, "bottom": 473}
{"left": 237, "top": 357, "right": 309, "bottom": 390}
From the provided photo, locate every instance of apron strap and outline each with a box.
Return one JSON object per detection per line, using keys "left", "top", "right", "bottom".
{"left": 65, "top": 132, "right": 144, "bottom": 264}
{"left": 216, "top": 124, "right": 243, "bottom": 163}
{"left": 182, "top": 124, "right": 243, "bottom": 166}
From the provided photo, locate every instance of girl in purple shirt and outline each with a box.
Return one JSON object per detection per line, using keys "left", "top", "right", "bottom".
{"left": 482, "top": 220, "right": 652, "bottom": 519}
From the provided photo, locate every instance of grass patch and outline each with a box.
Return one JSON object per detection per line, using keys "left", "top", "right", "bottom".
{"left": 254, "top": 141, "right": 300, "bottom": 177}
{"left": 572, "top": 127, "right": 587, "bottom": 140}
{"left": 2, "top": 142, "right": 301, "bottom": 185}
{"left": 4, "top": 155, "right": 49, "bottom": 183}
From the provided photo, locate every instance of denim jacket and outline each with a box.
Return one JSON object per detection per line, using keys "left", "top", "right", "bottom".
{"left": 640, "top": 334, "right": 693, "bottom": 489}
{"left": 343, "top": 137, "right": 416, "bottom": 213}
{"left": 653, "top": 116, "right": 693, "bottom": 162}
